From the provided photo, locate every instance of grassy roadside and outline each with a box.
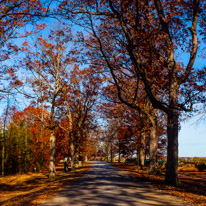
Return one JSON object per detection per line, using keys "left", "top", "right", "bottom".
{"left": 112, "top": 162, "right": 206, "bottom": 206}
{"left": 0, "top": 162, "right": 92, "bottom": 206}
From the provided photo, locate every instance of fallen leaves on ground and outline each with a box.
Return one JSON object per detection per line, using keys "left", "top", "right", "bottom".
{"left": 112, "top": 163, "right": 206, "bottom": 206}
{"left": 0, "top": 162, "right": 92, "bottom": 206}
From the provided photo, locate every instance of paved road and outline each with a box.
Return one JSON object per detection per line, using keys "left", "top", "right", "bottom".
{"left": 41, "top": 162, "right": 187, "bottom": 206}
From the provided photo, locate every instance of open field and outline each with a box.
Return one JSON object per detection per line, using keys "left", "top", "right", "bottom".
{"left": 112, "top": 162, "right": 206, "bottom": 206}
{"left": 0, "top": 162, "right": 92, "bottom": 206}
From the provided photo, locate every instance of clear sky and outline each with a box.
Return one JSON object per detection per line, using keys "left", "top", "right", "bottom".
{"left": 178, "top": 41, "right": 205, "bottom": 158}
{"left": 179, "top": 115, "right": 206, "bottom": 157}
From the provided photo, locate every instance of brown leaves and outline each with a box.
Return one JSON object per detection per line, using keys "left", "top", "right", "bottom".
{"left": 0, "top": 0, "right": 47, "bottom": 48}
{"left": 113, "top": 163, "right": 206, "bottom": 206}
{"left": 0, "top": 162, "right": 92, "bottom": 206}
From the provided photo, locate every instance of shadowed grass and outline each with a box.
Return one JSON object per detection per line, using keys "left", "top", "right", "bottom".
{"left": 0, "top": 162, "right": 92, "bottom": 206}
{"left": 112, "top": 162, "right": 206, "bottom": 206}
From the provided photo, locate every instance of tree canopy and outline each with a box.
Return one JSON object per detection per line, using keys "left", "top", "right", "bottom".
{"left": 0, "top": 0, "right": 205, "bottom": 186}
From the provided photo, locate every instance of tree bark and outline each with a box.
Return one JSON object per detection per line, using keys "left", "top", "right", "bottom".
{"left": 49, "top": 129, "right": 56, "bottom": 178}
{"left": 2, "top": 97, "right": 10, "bottom": 177}
{"left": 149, "top": 116, "right": 158, "bottom": 173}
{"left": 2, "top": 140, "right": 5, "bottom": 177}
{"left": 165, "top": 111, "right": 178, "bottom": 185}
{"left": 74, "top": 129, "right": 81, "bottom": 168}
{"left": 110, "top": 141, "right": 113, "bottom": 163}
{"left": 2, "top": 122, "right": 6, "bottom": 177}
{"left": 139, "top": 128, "right": 146, "bottom": 169}
{"left": 165, "top": 87, "right": 179, "bottom": 185}
{"left": 106, "top": 141, "right": 109, "bottom": 162}
{"left": 66, "top": 105, "right": 75, "bottom": 171}
{"left": 70, "top": 134, "right": 75, "bottom": 170}
{"left": 118, "top": 140, "right": 121, "bottom": 163}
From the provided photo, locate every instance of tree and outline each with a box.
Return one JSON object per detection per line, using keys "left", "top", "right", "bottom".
{"left": 0, "top": 95, "right": 10, "bottom": 176}
{"left": 60, "top": 0, "right": 206, "bottom": 185}
{"left": 59, "top": 66, "right": 101, "bottom": 169}
{"left": 100, "top": 93, "right": 143, "bottom": 165}
{"left": 0, "top": 0, "right": 46, "bottom": 47}
{"left": 0, "top": 105, "right": 50, "bottom": 175}
{"left": 0, "top": 0, "right": 48, "bottom": 97}
{"left": 101, "top": 80, "right": 161, "bottom": 171}
{"left": 22, "top": 27, "right": 74, "bottom": 178}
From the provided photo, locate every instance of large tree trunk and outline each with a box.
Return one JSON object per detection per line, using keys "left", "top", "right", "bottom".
{"left": 165, "top": 84, "right": 179, "bottom": 186}
{"left": 70, "top": 133, "right": 75, "bottom": 170}
{"left": 49, "top": 129, "right": 56, "bottom": 178}
{"left": 106, "top": 141, "right": 109, "bottom": 162}
{"left": 74, "top": 131, "right": 81, "bottom": 168}
{"left": 75, "top": 122, "right": 82, "bottom": 168}
{"left": 66, "top": 103, "right": 75, "bottom": 170}
{"left": 136, "top": 144, "right": 140, "bottom": 166}
{"left": 165, "top": 110, "right": 179, "bottom": 185}
{"left": 149, "top": 114, "right": 158, "bottom": 173}
{"left": 139, "top": 128, "right": 146, "bottom": 169}
{"left": 109, "top": 141, "right": 113, "bottom": 163}
{"left": 75, "top": 143, "right": 80, "bottom": 168}
{"left": 118, "top": 140, "right": 121, "bottom": 163}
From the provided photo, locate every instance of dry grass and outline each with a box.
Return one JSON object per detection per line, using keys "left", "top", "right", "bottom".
{"left": 0, "top": 162, "right": 92, "bottom": 206}
{"left": 112, "top": 163, "right": 206, "bottom": 206}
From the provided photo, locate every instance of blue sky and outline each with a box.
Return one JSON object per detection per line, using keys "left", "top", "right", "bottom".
{"left": 0, "top": 7, "right": 205, "bottom": 158}
{"left": 177, "top": 38, "right": 205, "bottom": 157}
{"left": 179, "top": 115, "right": 206, "bottom": 157}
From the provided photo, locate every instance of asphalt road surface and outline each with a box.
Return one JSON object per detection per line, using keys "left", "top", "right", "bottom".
{"left": 41, "top": 161, "right": 188, "bottom": 206}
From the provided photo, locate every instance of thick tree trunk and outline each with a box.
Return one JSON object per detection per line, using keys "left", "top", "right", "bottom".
{"left": 75, "top": 123, "right": 82, "bottom": 168}
{"left": 106, "top": 141, "right": 109, "bottom": 162}
{"left": 139, "top": 128, "right": 146, "bottom": 169}
{"left": 136, "top": 145, "right": 140, "bottom": 166}
{"left": 165, "top": 84, "right": 179, "bottom": 186}
{"left": 49, "top": 129, "right": 56, "bottom": 178}
{"left": 70, "top": 134, "right": 75, "bottom": 170}
{"left": 75, "top": 143, "right": 80, "bottom": 168}
{"left": 149, "top": 115, "right": 158, "bottom": 173}
{"left": 110, "top": 141, "right": 113, "bottom": 163}
{"left": 118, "top": 140, "right": 121, "bottom": 163}
{"left": 66, "top": 104, "right": 75, "bottom": 170}
{"left": 165, "top": 110, "right": 179, "bottom": 185}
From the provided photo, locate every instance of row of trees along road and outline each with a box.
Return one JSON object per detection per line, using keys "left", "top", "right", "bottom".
{"left": 100, "top": 86, "right": 167, "bottom": 171}
{"left": 0, "top": 0, "right": 50, "bottom": 177}
{"left": 0, "top": 0, "right": 205, "bottom": 186}
{"left": 0, "top": 6, "right": 101, "bottom": 177}
{"left": 20, "top": 27, "right": 101, "bottom": 177}
{"left": 59, "top": 0, "right": 206, "bottom": 186}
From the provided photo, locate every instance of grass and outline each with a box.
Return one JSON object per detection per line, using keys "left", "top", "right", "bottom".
{"left": 0, "top": 162, "right": 92, "bottom": 206}
{"left": 112, "top": 162, "right": 206, "bottom": 206}
{"left": 1, "top": 161, "right": 205, "bottom": 205}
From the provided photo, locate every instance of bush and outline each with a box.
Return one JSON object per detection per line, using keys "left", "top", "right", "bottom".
{"left": 148, "top": 168, "right": 163, "bottom": 176}
{"left": 195, "top": 164, "right": 206, "bottom": 172}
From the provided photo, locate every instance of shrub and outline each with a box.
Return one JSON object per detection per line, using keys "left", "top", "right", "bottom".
{"left": 195, "top": 164, "right": 206, "bottom": 172}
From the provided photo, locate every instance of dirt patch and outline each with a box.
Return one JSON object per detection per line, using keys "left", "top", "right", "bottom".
{"left": 0, "top": 162, "right": 92, "bottom": 206}
{"left": 112, "top": 163, "right": 206, "bottom": 206}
